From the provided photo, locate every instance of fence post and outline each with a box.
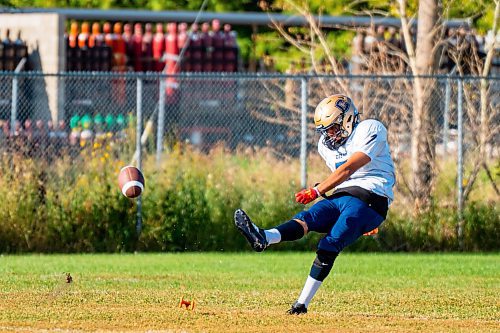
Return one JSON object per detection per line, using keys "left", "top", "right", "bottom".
{"left": 10, "top": 59, "right": 27, "bottom": 135}
{"left": 443, "top": 77, "right": 451, "bottom": 154}
{"left": 300, "top": 77, "right": 308, "bottom": 189}
{"left": 457, "top": 78, "right": 464, "bottom": 250}
{"left": 136, "top": 78, "right": 143, "bottom": 239}
{"left": 10, "top": 74, "right": 18, "bottom": 136}
{"left": 156, "top": 78, "right": 166, "bottom": 165}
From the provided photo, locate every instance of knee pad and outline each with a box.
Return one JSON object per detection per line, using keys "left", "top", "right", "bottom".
{"left": 309, "top": 249, "right": 338, "bottom": 281}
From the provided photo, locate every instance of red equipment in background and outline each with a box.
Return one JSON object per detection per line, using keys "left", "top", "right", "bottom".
{"left": 103, "top": 22, "right": 115, "bottom": 72}
{"left": 77, "top": 22, "right": 90, "bottom": 71}
{"left": 67, "top": 22, "right": 80, "bottom": 71}
{"left": 68, "top": 21, "right": 78, "bottom": 48}
{"left": 132, "top": 23, "right": 143, "bottom": 72}
{"left": 103, "top": 22, "right": 112, "bottom": 47}
{"left": 88, "top": 22, "right": 104, "bottom": 71}
{"left": 153, "top": 23, "right": 165, "bottom": 71}
{"left": 89, "top": 22, "right": 104, "bottom": 48}
{"left": 189, "top": 23, "right": 203, "bottom": 72}
{"left": 111, "top": 23, "right": 127, "bottom": 71}
{"left": 111, "top": 23, "right": 126, "bottom": 105}
{"left": 122, "top": 23, "right": 133, "bottom": 71}
{"left": 66, "top": 20, "right": 239, "bottom": 73}
{"left": 211, "top": 19, "right": 225, "bottom": 72}
{"left": 142, "top": 23, "right": 154, "bottom": 71}
{"left": 177, "top": 22, "right": 189, "bottom": 71}
{"left": 66, "top": 21, "right": 112, "bottom": 72}
{"left": 165, "top": 22, "right": 179, "bottom": 104}
{"left": 77, "top": 22, "right": 90, "bottom": 49}
{"left": 200, "top": 22, "right": 213, "bottom": 72}
{"left": 223, "top": 24, "right": 238, "bottom": 72}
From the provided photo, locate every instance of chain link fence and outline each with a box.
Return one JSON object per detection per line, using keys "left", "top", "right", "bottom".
{"left": 0, "top": 72, "right": 498, "bottom": 211}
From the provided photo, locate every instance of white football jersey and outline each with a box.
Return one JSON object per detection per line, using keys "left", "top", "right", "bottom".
{"left": 317, "top": 119, "right": 395, "bottom": 203}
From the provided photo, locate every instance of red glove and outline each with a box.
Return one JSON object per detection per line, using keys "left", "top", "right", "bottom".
{"left": 295, "top": 187, "right": 320, "bottom": 204}
{"left": 363, "top": 228, "right": 379, "bottom": 236}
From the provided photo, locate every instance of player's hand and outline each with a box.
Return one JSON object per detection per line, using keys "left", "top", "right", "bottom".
{"left": 295, "top": 187, "right": 320, "bottom": 204}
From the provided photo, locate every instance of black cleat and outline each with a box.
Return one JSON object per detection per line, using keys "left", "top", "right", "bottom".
{"left": 234, "top": 209, "right": 268, "bottom": 252}
{"left": 286, "top": 301, "right": 308, "bottom": 315}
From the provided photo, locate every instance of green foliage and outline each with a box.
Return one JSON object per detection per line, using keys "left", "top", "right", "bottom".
{"left": 444, "top": 0, "right": 496, "bottom": 33}
{"left": 275, "top": 0, "right": 393, "bottom": 16}
{"left": 0, "top": 143, "right": 497, "bottom": 253}
{"left": 463, "top": 202, "right": 499, "bottom": 251}
{"left": 6, "top": 0, "right": 262, "bottom": 11}
{"left": 0, "top": 142, "right": 137, "bottom": 253}
{"left": 323, "top": 30, "right": 355, "bottom": 59}
{"left": 373, "top": 202, "right": 499, "bottom": 252}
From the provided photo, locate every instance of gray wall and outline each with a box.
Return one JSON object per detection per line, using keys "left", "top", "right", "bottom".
{"left": 0, "top": 13, "right": 65, "bottom": 121}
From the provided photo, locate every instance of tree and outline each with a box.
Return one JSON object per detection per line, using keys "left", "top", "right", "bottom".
{"left": 480, "top": 1, "right": 499, "bottom": 159}
{"left": 452, "top": 0, "right": 500, "bottom": 221}
{"left": 398, "top": 0, "right": 442, "bottom": 212}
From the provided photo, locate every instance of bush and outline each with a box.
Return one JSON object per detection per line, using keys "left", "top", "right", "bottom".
{"left": 0, "top": 143, "right": 497, "bottom": 253}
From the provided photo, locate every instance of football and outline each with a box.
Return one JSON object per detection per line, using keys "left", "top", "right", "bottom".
{"left": 118, "top": 166, "right": 145, "bottom": 198}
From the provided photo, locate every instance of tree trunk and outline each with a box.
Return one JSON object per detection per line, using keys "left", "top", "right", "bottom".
{"left": 411, "top": 0, "right": 441, "bottom": 212}
{"left": 480, "top": 0, "right": 500, "bottom": 157}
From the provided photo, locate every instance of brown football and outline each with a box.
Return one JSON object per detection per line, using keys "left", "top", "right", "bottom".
{"left": 118, "top": 166, "right": 145, "bottom": 198}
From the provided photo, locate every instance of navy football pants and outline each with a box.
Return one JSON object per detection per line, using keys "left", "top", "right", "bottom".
{"left": 293, "top": 195, "right": 385, "bottom": 253}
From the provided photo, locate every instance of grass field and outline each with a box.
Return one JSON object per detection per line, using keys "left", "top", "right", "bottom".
{"left": 0, "top": 253, "right": 498, "bottom": 332}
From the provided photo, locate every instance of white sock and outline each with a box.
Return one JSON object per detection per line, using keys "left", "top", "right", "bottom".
{"left": 264, "top": 228, "right": 281, "bottom": 245}
{"left": 297, "top": 275, "right": 322, "bottom": 307}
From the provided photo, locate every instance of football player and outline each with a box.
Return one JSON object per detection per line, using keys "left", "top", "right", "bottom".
{"left": 235, "top": 94, "right": 395, "bottom": 314}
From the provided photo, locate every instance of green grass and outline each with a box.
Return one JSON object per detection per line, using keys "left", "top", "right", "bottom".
{"left": 0, "top": 253, "right": 498, "bottom": 332}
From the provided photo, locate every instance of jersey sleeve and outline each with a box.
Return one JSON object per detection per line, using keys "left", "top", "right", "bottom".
{"left": 350, "top": 120, "right": 387, "bottom": 160}
{"left": 317, "top": 137, "right": 327, "bottom": 161}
